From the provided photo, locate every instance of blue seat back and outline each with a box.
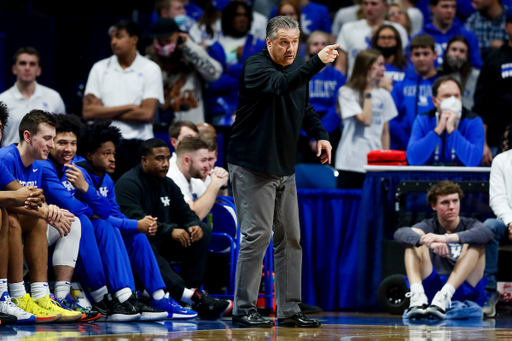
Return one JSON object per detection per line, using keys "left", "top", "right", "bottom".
{"left": 295, "top": 164, "right": 338, "bottom": 189}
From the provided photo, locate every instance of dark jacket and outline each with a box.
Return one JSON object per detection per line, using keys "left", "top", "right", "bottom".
{"left": 115, "top": 164, "right": 201, "bottom": 241}
{"left": 473, "top": 44, "right": 512, "bottom": 147}
{"left": 406, "top": 107, "right": 485, "bottom": 166}
{"left": 227, "top": 48, "right": 329, "bottom": 176}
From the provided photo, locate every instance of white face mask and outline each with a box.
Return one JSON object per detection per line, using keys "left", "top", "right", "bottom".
{"left": 437, "top": 96, "right": 462, "bottom": 116}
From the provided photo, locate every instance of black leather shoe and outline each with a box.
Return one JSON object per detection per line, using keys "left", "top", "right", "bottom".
{"left": 232, "top": 309, "right": 275, "bottom": 328}
{"left": 278, "top": 313, "right": 321, "bottom": 328}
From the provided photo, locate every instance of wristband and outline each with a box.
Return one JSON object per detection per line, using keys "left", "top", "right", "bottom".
{"left": 445, "top": 233, "right": 450, "bottom": 244}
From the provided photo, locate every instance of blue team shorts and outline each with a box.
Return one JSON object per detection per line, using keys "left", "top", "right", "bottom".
{"left": 405, "top": 266, "right": 488, "bottom": 306}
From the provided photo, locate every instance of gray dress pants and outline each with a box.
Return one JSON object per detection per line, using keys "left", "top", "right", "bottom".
{"left": 228, "top": 163, "right": 302, "bottom": 318}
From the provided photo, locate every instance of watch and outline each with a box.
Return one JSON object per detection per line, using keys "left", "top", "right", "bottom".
{"left": 364, "top": 93, "right": 372, "bottom": 99}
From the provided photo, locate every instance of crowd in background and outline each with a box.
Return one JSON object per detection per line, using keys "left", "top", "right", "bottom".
{"left": 2, "top": 0, "right": 512, "bottom": 188}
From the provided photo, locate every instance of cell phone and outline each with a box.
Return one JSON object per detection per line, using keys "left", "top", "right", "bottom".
{"left": 177, "top": 36, "right": 184, "bottom": 46}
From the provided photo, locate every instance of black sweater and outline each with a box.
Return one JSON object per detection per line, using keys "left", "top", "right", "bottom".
{"left": 473, "top": 44, "right": 512, "bottom": 147}
{"left": 226, "top": 48, "right": 330, "bottom": 176}
{"left": 115, "top": 164, "right": 201, "bottom": 241}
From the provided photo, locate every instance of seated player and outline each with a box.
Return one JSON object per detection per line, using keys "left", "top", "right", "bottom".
{"left": 406, "top": 76, "right": 484, "bottom": 166}
{"left": 0, "top": 102, "right": 48, "bottom": 325}
{"left": 0, "top": 110, "right": 83, "bottom": 323}
{"left": 75, "top": 120, "right": 197, "bottom": 319}
{"left": 167, "top": 136, "right": 228, "bottom": 220}
{"left": 42, "top": 114, "right": 168, "bottom": 322}
{"left": 394, "top": 181, "right": 494, "bottom": 319}
{"left": 115, "top": 138, "right": 233, "bottom": 318}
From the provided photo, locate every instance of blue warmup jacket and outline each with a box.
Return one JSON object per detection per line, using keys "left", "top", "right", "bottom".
{"left": 76, "top": 161, "right": 138, "bottom": 235}
{"left": 41, "top": 155, "right": 110, "bottom": 219}
{"left": 76, "top": 160, "right": 166, "bottom": 295}
{"left": 406, "top": 107, "right": 485, "bottom": 166}
{"left": 390, "top": 71, "right": 438, "bottom": 150}
{"left": 416, "top": 23, "right": 482, "bottom": 69}
{"left": 0, "top": 144, "right": 42, "bottom": 187}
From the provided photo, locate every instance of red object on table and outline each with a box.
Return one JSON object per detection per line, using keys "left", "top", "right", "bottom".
{"left": 367, "top": 150, "right": 408, "bottom": 166}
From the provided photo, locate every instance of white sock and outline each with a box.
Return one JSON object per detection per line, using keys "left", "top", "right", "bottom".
{"left": 181, "top": 288, "right": 195, "bottom": 305}
{"left": 152, "top": 289, "right": 165, "bottom": 301}
{"left": 91, "top": 286, "right": 108, "bottom": 303}
{"left": 410, "top": 282, "right": 424, "bottom": 294}
{"left": 31, "top": 282, "right": 49, "bottom": 300}
{"left": 115, "top": 287, "right": 132, "bottom": 304}
{"left": 54, "top": 281, "right": 71, "bottom": 300}
{"left": 8, "top": 282, "right": 26, "bottom": 299}
{"left": 441, "top": 283, "right": 456, "bottom": 298}
{"left": 0, "top": 279, "right": 7, "bottom": 294}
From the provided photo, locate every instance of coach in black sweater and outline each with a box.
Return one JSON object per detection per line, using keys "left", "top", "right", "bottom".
{"left": 115, "top": 138, "right": 232, "bottom": 319}
{"left": 227, "top": 16, "right": 339, "bottom": 328}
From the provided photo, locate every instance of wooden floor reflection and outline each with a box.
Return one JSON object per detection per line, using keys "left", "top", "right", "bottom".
{"left": 4, "top": 312, "right": 512, "bottom": 340}
{"left": 65, "top": 324, "right": 512, "bottom": 341}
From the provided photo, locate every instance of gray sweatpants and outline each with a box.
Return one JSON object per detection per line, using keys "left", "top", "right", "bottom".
{"left": 228, "top": 163, "right": 302, "bottom": 318}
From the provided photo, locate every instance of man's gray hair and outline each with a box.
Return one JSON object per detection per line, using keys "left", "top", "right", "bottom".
{"left": 266, "top": 16, "right": 300, "bottom": 41}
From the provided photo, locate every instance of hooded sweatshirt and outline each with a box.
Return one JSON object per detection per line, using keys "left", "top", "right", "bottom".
{"left": 406, "top": 107, "right": 484, "bottom": 166}
{"left": 390, "top": 70, "right": 439, "bottom": 150}
{"left": 416, "top": 22, "right": 482, "bottom": 69}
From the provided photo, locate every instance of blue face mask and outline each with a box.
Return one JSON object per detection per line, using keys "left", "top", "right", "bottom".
{"left": 174, "top": 14, "right": 188, "bottom": 27}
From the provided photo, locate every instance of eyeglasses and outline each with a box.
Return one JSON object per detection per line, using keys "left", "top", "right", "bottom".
{"left": 388, "top": 10, "right": 404, "bottom": 17}
{"left": 378, "top": 36, "right": 397, "bottom": 41}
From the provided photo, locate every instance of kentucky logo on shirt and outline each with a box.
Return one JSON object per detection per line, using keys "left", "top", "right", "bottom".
{"left": 19, "top": 180, "right": 37, "bottom": 187}
{"left": 161, "top": 196, "right": 170, "bottom": 206}
{"left": 449, "top": 243, "right": 463, "bottom": 261}
{"left": 309, "top": 80, "right": 339, "bottom": 99}
{"left": 501, "top": 63, "right": 512, "bottom": 78}
{"left": 100, "top": 187, "right": 108, "bottom": 197}
{"left": 62, "top": 180, "right": 75, "bottom": 192}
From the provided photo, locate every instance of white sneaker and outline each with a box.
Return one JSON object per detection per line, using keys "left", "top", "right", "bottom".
{"left": 0, "top": 292, "right": 36, "bottom": 324}
{"left": 405, "top": 291, "right": 428, "bottom": 318}
{"left": 426, "top": 291, "right": 451, "bottom": 319}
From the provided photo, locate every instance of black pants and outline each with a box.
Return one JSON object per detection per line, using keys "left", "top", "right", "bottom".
{"left": 337, "top": 170, "right": 366, "bottom": 189}
{"left": 111, "top": 139, "right": 143, "bottom": 183}
{"left": 149, "top": 222, "right": 212, "bottom": 301}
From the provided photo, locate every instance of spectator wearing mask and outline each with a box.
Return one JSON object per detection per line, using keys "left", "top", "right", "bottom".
{"left": 206, "top": 1, "right": 266, "bottom": 124}
{"left": 371, "top": 24, "right": 409, "bottom": 85}
{"left": 406, "top": 76, "right": 484, "bottom": 166}
{"left": 146, "top": 18, "right": 222, "bottom": 124}
{"left": 155, "top": 0, "right": 196, "bottom": 32}
{"left": 83, "top": 20, "right": 164, "bottom": 182}
{"left": 473, "top": 9, "right": 512, "bottom": 166}
{"left": 335, "top": 49, "right": 398, "bottom": 189}
{"left": 334, "top": 0, "right": 409, "bottom": 77}
{"left": 465, "top": 0, "right": 508, "bottom": 60}
{"left": 297, "top": 31, "right": 346, "bottom": 163}
{"left": 437, "top": 36, "right": 480, "bottom": 109}
{"left": 390, "top": 34, "right": 439, "bottom": 151}
{"left": 415, "top": 0, "right": 482, "bottom": 69}
{"left": 269, "top": 0, "right": 332, "bottom": 36}
{"left": 0, "top": 47, "right": 65, "bottom": 147}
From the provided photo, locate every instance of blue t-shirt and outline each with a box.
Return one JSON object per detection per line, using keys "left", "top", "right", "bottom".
{"left": 0, "top": 144, "right": 42, "bottom": 188}
{"left": 384, "top": 63, "right": 407, "bottom": 83}
{"left": 309, "top": 66, "right": 346, "bottom": 114}
{"left": 0, "top": 161, "right": 15, "bottom": 190}
{"left": 270, "top": 1, "right": 331, "bottom": 35}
